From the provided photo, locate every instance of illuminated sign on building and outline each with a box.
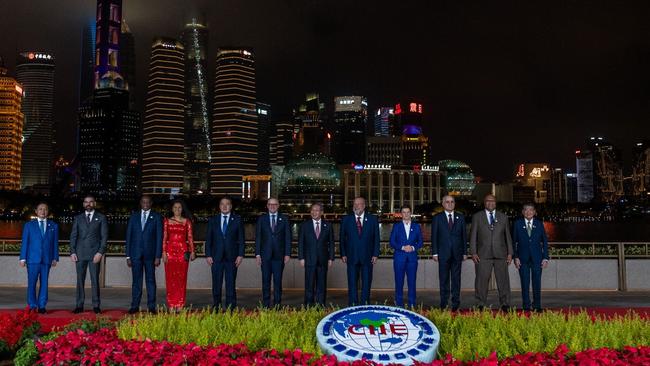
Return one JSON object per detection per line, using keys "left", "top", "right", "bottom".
{"left": 257, "top": 108, "right": 268, "bottom": 115}
{"left": 25, "top": 52, "right": 53, "bottom": 60}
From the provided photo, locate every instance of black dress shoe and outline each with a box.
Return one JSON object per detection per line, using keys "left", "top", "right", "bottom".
{"left": 451, "top": 306, "right": 460, "bottom": 312}
{"left": 72, "top": 307, "right": 83, "bottom": 314}
{"left": 148, "top": 308, "right": 157, "bottom": 314}
{"left": 533, "top": 308, "right": 544, "bottom": 313}
{"left": 93, "top": 307, "right": 101, "bottom": 314}
{"left": 500, "top": 305, "right": 510, "bottom": 312}
{"left": 38, "top": 308, "right": 47, "bottom": 314}
{"left": 476, "top": 305, "right": 485, "bottom": 311}
{"left": 128, "top": 308, "right": 138, "bottom": 314}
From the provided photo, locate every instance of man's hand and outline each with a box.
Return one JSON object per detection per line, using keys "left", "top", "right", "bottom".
{"left": 51, "top": 260, "right": 57, "bottom": 267}
{"left": 506, "top": 255, "right": 512, "bottom": 265}
{"left": 542, "top": 259, "right": 549, "bottom": 269}
{"left": 256, "top": 255, "right": 262, "bottom": 266}
{"left": 284, "top": 255, "right": 290, "bottom": 264}
{"left": 70, "top": 253, "right": 78, "bottom": 262}
{"left": 19, "top": 261, "right": 25, "bottom": 268}
{"left": 371, "top": 256, "right": 378, "bottom": 265}
{"left": 328, "top": 260, "right": 333, "bottom": 268}
{"left": 126, "top": 258, "right": 132, "bottom": 267}
{"left": 190, "top": 252, "right": 196, "bottom": 261}
{"left": 472, "top": 254, "right": 480, "bottom": 264}
{"left": 206, "top": 256, "right": 214, "bottom": 265}
{"left": 341, "top": 256, "right": 347, "bottom": 264}
{"left": 235, "top": 256, "right": 243, "bottom": 267}
{"left": 514, "top": 258, "right": 521, "bottom": 269}
{"left": 300, "top": 259, "right": 305, "bottom": 267}
{"left": 432, "top": 254, "right": 439, "bottom": 262}
{"left": 162, "top": 253, "right": 168, "bottom": 264}
{"left": 154, "top": 258, "right": 161, "bottom": 267}
{"left": 92, "top": 253, "right": 102, "bottom": 264}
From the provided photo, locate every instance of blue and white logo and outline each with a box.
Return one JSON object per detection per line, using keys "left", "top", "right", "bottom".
{"left": 316, "top": 305, "right": 440, "bottom": 365}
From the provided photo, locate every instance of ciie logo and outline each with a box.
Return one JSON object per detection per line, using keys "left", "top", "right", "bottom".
{"left": 316, "top": 305, "right": 440, "bottom": 365}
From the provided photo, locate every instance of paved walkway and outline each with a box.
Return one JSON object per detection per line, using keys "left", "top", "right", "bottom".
{"left": 1, "top": 287, "right": 648, "bottom": 310}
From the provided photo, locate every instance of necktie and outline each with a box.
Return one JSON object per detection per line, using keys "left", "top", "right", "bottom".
{"left": 448, "top": 213, "right": 453, "bottom": 229}
{"left": 356, "top": 216, "right": 362, "bottom": 236}
{"left": 222, "top": 215, "right": 228, "bottom": 235}
{"left": 489, "top": 211, "right": 495, "bottom": 226}
{"left": 39, "top": 220, "right": 45, "bottom": 236}
{"left": 87, "top": 213, "right": 91, "bottom": 224}
{"left": 315, "top": 221, "right": 320, "bottom": 239}
{"left": 271, "top": 214, "right": 276, "bottom": 232}
{"left": 527, "top": 221, "right": 532, "bottom": 236}
{"left": 141, "top": 211, "right": 147, "bottom": 230}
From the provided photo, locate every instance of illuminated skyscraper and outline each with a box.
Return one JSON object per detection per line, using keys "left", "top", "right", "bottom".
{"left": 181, "top": 19, "right": 210, "bottom": 194}
{"left": 576, "top": 137, "right": 624, "bottom": 203}
{"left": 632, "top": 141, "right": 650, "bottom": 198}
{"left": 16, "top": 52, "right": 55, "bottom": 190}
{"left": 210, "top": 48, "right": 258, "bottom": 196}
{"left": 333, "top": 96, "right": 367, "bottom": 164}
{"left": 119, "top": 19, "right": 136, "bottom": 108}
{"left": 256, "top": 102, "right": 271, "bottom": 173}
{"left": 94, "top": 0, "right": 125, "bottom": 89}
{"left": 79, "top": 21, "right": 96, "bottom": 105}
{"left": 373, "top": 107, "right": 394, "bottom": 137}
{"left": 141, "top": 38, "right": 185, "bottom": 196}
{"left": 270, "top": 119, "right": 293, "bottom": 166}
{"left": 0, "top": 60, "right": 23, "bottom": 190}
{"left": 293, "top": 93, "right": 328, "bottom": 156}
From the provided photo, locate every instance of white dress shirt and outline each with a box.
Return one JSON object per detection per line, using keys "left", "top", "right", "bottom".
{"left": 86, "top": 210, "right": 95, "bottom": 222}
{"left": 485, "top": 209, "right": 497, "bottom": 223}
{"left": 403, "top": 220, "right": 411, "bottom": 241}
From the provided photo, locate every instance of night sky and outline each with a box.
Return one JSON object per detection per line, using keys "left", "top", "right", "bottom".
{"left": 2, "top": 0, "right": 650, "bottom": 181}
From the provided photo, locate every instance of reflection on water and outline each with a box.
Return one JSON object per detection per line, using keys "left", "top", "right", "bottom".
{"left": 1, "top": 218, "right": 649, "bottom": 242}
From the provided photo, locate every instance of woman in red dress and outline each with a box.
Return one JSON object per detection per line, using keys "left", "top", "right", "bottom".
{"left": 162, "top": 199, "right": 195, "bottom": 310}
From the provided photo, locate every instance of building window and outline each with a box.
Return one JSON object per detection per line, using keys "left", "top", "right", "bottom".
{"left": 110, "top": 4, "right": 119, "bottom": 22}
{"left": 108, "top": 49, "right": 118, "bottom": 67}
{"left": 95, "top": 49, "right": 101, "bottom": 66}
{"left": 110, "top": 27, "right": 119, "bottom": 44}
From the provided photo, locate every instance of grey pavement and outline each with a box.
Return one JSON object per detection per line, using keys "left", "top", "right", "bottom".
{"left": 1, "top": 286, "right": 648, "bottom": 310}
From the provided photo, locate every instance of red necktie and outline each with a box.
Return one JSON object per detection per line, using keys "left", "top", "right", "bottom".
{"left": 315, "top": 222, "right": 320, "bottom": 239}
{"left": 356, "top": 216, "right": 362, "bottom": 236}
{"left": 448, "top": 213, "right": 453, "bottom": 229}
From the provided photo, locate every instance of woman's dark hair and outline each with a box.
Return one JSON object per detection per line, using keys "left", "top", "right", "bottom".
{"left": 168, "top": 199, "right": 193, "bottom": 221}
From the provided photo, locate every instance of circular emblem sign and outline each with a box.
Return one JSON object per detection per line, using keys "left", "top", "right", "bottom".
{"left": 316, "top": 305, "right": 440, "bottom": 365}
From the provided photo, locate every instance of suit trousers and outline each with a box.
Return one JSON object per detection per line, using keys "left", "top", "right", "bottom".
{"left": 474, "top": 258, "right": 511, "bottom": 307}
{"left": 347, "top": 262, "right": 373, "bottom": 306}
{"left": 75, "top": 259, "right": 101, "bottom": 308}
{"left": 304, "top": 264, "right": 328, "bottom": 306}
{"left": 27, "top": 263, "right": 50, "bottom": 309}
{"left": 519, "top": 259, "right": 543, "bottom": 310}
{"left": 130, "top": 259, "right": 157, "bottom": 310}
{"left": 393, "top": 257, "right": 418, "bottom": 307}
{"left": 261, "top": 259, "right": 284, "bottom": 307}
{"left": 211, "top": 259, "right": 238, "bottom": 308}
{"left": 438, "top": 256, "right": 462, "bottom": 308}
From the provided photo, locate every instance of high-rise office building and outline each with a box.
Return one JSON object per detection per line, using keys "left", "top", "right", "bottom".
{"left": 0, "top": 60, "right": 24, "bottom": 191}
{"left": 514, "top": 163, "right": 551, "bottom": 203}
{"left": 79, "top": 21, "right": 96, "bottom": 105}
{"left": 550, "top": 168, "right": 567, "bottom": 203}
{"left": 270, "top": 119, "right": 293, "bottom": 166}
{"left": 119, "top": 19, "right": 136, "bottom": 108}
{"left": 16, "top": 52, "right": 55, "bottom": 190}
{"left": 393, "top": 101, "right": 423, "bottom": 137}
{"left": 181, "top": 19, "right": 211, "bottom": 194}
{"left": 210, "top": 48, "right": 258, "bottom": 197}
{"left": 576, "top": 149, "right": 594, "bottom": 203}
{"left": 293, "top": 93, "right": 329, "bottom": 156}
{"left": 333, "top": 96, "right": 367, "bottom": 164}
{"left": 374, "top": 107, "right": 394, "bottom": 137}
{"left": 256, "top": 102, "right": 271, "bottom": 173}
{"left": 141, "top": 38, "right": 185, "bottom": 196}
{"left": 94, "top": 0, "right": 125, "bottom": 89}
{"left": 576, "top": 137, "right": 624, "bottom": 203}
{"left": 632, "top": 141, "right": 650, "bottom": 198}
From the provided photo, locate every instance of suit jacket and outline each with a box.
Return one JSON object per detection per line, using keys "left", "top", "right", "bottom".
{"left": 339, "top": 212, "right": 380, "bottom": 265}
{"left": 298, "top": 219, "right": 335, "bottom": 266}
{"left": 513, "top": 217, "right": 549, "bottom": 263}
{"left": 125, "top": 210, "right": 163, "bottom": 260}
{"left": 389, "top": 221, "right": 423, "bottom": 261}
{"left": 20, "top": 219, "right": 60, "bottom": 264}
{"left": 70, "top": 211, "right": 109, "bottom": 261}
{"left": 469, "top": 210, "right": 513, "bottom": 259}
{"left": 255, "top": 213, "right": 291, "bottom": 261}
{"left": 205, "top": 213, "right": 245, "bottom": 261}
{"left": 431, "top": 212, "right": 467, "bottom": 261}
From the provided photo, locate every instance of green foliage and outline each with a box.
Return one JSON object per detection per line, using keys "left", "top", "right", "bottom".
{"left": 62, "top": 316, "right": 115, "bottom": 333}
{"left": 115, "top": 308, "right": 650, "bottom": 361}
{"left": 13, "top": 339, "right": 37, "bottom": 366}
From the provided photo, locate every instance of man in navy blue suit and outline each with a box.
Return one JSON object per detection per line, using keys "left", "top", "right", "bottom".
{"left": 125, "top": 195, "right": 163, "bottom": 314}
{"left": 298, "top": 203, "right": 334, "bottom": 306}
{"left": 340, "top": 197, "right": 380, "bottom": 306}
{"left": 389, "top": 205, "right": 423, "bottom": 308}
{"left": 255, "top": 198, "right": 291, "bottom": 307}
{"left": 431, "top": 195, "right": 467, "bottom": 311}
{"left": 513, "top": 203, "right": 549, "bottom": 312}
{"left": 205, "top": 197, "right": 245, "bottom": 309}
{"left": 19, "top": 202, "right": 59, "bottom": 313}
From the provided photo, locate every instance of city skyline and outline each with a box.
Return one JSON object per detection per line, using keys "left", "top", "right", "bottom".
{"left": 1, "top": 1, "right": 650, "bottom": 181}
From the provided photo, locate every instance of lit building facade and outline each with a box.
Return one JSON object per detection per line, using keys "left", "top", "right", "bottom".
{"left": 270, "top": 120, "right": 293, "bottom": 166}
{"left": 333, "top": 96, "right": 367, "bottom": 164}
{"left": 79, "top": 20, "right": 96, "bottom": 105}
{"left": 576, "top": 149, "right": 594, "bottom": 203}
{"left": 513, "top": 163, "right": 551, "bottom": 203}
{"left": 293, "top": 93, "right": 329, "bottom": 156}
{"left": 343, "top": 164, "right": 443, "bottom": 213}
{"left": 0, "top": 62, "right": 24, "bottom": 190}
{"left": 550, "top": 168, "right": 568, "bottom": 203}
{"left": 16, "top": 52, "right": 55, "bottom": 190}
{"left": 576, "top": 137, "right": 624, "bottom": 203}
{"left": 373, "top": 107, "right": 394, "bottom": 137}
{"left": 141, "top": 38, "right": 185, "bottom": 196}
{"left": 94, "top": 0, "right": 125, "bottom": 89}
{"left": 438, "top": 160, "right": 476, "bottom": 198}
{"left": 182, "top": 19, "right": 211, "bottom": 194}
{"left": 393, "top": 101, "right": 423, "bottom": 137}
{"left": 210, "top": 48, "right": 258, "bottom": 196}
{"left": 256, "top": 102, "right": 271, "bottom": 173}
{"left": 119, "top": 20, "right": 136, "bottom": 107}
{"left": 632, "top": 141, "right": 650, "bottom": 198}
{"left": 242, "top": 174, "right": 271, "bottom": 201}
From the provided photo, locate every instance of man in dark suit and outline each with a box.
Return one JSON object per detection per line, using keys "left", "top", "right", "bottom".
{"left": 340, "top": 197, "right": 380, "bottom": 306}
{"left": 70, "top": 194, "right": 108, "bottom": 314}
{"left": 125, "top": 195, "right": 163, "bottom": 313}
{"left": 469, "top": 194, "right": 513, "bottom": 311}
{"left": 431, "top": 195, "right": 467, "bottom": 311}
{"left": 205, "top": 197, "right": 245, "bottom": 309}
{"left": 298, "top": 202, "right": 334, "bottom": 306}
{"left": 255, "top": 198, "right": 291, "bottom": 307}
{"left": 513, "top": 203, "right": 550, "bottom": 312}
{"left": 19, "top": 202, "right": 59, "bottom": 313}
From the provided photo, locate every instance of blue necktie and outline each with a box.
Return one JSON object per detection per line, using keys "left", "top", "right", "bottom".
{"left": 141, "top": 211, "right": 147, "bottom": 230}
{"left": 489, "top": 212, "right": 495, "bottom": 225}
{"left": 222, "top": 215, "right": 228, "bottom": 235}
{"left": 39, "top": 220, "right": 45, "bottom": 236}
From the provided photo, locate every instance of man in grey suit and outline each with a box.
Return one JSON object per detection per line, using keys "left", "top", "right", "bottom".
{"left": 469, "top": 194, "right": 513, "bottom": 311}
{"left": 70, "top": 195, "right": 108, "bottom": 314}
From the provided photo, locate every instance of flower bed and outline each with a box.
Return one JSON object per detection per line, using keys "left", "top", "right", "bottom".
{"left": 34, "top": 327, "right": 650, "bottom": 365}
{"left": 0, "top": 308, "right": 39, "bottom": 356}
